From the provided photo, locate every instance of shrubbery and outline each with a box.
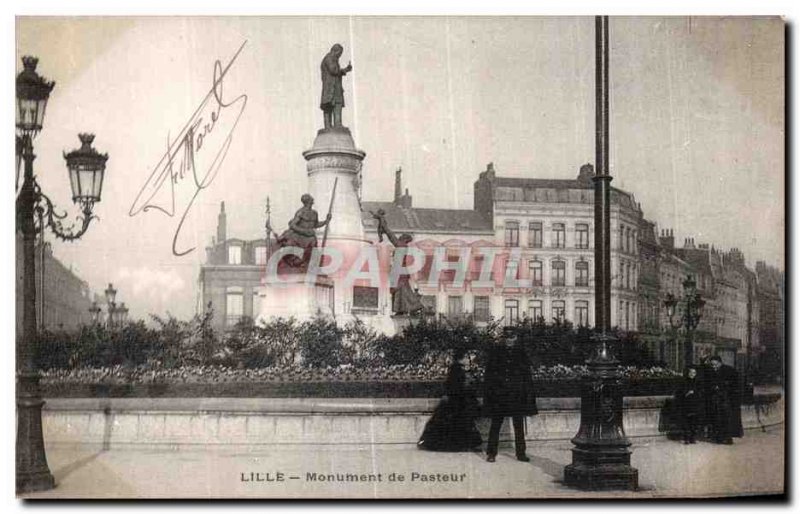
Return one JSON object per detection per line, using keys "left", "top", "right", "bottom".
{"left": 34, "top": 312, "right": 667, "bottom": 380}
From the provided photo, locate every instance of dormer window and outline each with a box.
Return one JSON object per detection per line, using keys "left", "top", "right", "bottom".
{"left": 228, "top": 245, "right": 242, "bottom": 265}
{"left": 255, "top": 246, "right": 267, "bottom": 265}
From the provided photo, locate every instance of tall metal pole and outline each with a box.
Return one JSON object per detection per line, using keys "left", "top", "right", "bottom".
{"left": 594, "top": 14, "right": 612, "bottom": 336}
{"left": 564, "top": 16, "right": 638, "bottom": 491}
{"left": 16, "top": 136, "right": 56, "bottom": 493}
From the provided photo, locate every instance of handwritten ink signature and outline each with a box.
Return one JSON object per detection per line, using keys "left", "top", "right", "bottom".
{"left": 129, "top": 41, "right": 248, "bottom": 256}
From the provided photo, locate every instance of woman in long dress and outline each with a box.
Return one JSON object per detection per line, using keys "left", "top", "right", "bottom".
{"left": 417, "top": 350, "right": 482, "bottom": 452}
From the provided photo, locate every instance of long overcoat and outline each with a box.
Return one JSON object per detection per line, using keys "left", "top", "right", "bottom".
{"left": 483, "top": 345, "right": 538, "bottom": 417}
{"left": 320, "top": 51, "right": 346, "bottom": 109}
{"left": 703, "top": 364, "right": 744, "bottom": 439}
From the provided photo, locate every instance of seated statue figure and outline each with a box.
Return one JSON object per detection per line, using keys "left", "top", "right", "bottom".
{"left": 268, "top": 194, "right": 331, "bottom": 272}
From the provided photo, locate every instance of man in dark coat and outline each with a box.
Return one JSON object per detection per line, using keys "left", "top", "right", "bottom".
{"left": 483, "top": 326, "right": 538, "bottom": 462}
{"left": 320, "top": 43, "right": 352, "bottom": 129}
{"left": 703, "top": 355, "right": 744, "bottom": 444}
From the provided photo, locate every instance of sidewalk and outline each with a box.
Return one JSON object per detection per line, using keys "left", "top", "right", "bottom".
{"left": 22, "top": 425, "right": 784, "bottom": 499}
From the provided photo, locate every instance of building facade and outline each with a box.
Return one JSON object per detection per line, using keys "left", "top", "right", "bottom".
{"left": 199, "top": 202, "right": 270, "bottom": 331}
{"left": 15, "top": 235, "right": 95, "bottom": 336}
{"left": 198, "top": 164, "right": 783, "bottom": 377}
{"left": 360, "top": 163, "right": 642, "bottom": 329}
{"left": 755, "top": 261, "right": 784, "bottom": 382}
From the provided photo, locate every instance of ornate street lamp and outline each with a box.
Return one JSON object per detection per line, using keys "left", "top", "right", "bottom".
{"left": 681, "top": 275, "right": 705, "bottom": 367}
{"left": 663, "top": 292, "right": 680, "bottom": 368}
{"left": 16, "top": 56, "right": 108, "bottom": 494}
{"left": 104, "top": 283, "right": 118, "bottom": 328}
{"left": 563, "top": 17, "right": 638, "bottom": 491}
{"left": 663, "top": 277, "right": 705, "bottom": 370}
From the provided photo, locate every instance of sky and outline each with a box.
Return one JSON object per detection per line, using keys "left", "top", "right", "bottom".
{"left": 14, "top": 16, "right": 784, "bottom": 321}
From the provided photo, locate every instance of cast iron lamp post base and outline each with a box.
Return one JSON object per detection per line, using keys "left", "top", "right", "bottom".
{"left": 16, "top": 372, "right": 55, "bottom": 493}
{"left": 563, "top": 336, "right": 639, "bottom": 491}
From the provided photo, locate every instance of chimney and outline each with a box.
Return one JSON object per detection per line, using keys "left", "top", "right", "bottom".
{"left": 474, "top": 162, "right": 496, "bottom": 223}
{"left": 399, "top": 187, "right": 413, "bottom": 209}
{"left": 217, "top": 201, "right": 227, "bottom": 243}
{"left": 393, "top": 168, "right": 413, "bottom": 208}
{"left": 394, "top": 167, "right": 402, "bottom": 203}
{"left": 658, "top": 228, "right": 674, "bottom": 250}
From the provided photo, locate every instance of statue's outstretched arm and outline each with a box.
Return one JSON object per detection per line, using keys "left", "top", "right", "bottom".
{"left": 315, "top": 212, "right": 331, "bottom": 229}
{"left": 380, "top": 217, "right": 400, "bottom": 246}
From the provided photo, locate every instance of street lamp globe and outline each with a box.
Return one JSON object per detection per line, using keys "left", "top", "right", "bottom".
{"left": 663, "top": 293, "right": 677, "bottom": 320}
{"left": 683, "top": 274, "right": 697, "bottom": 293}
{"left": 16, "top": 56, "right": 55, "bottom": 138}
{"left": 118, "top": 303, "right": 129, "bottom": 324}
{"left": 63, "top": 134, "right": 108, "bottom": 212}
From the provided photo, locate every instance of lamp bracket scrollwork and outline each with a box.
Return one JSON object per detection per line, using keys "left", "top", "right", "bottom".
{"left": 32, "top": 177, "right": 97, "bottom": 242}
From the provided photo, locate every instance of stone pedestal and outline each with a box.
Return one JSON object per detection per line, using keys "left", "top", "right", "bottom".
{"left": 257, "top": 274, "right": 334, "bottom": 323}
{"left": 258, "top": 126, "right": 369, "bottom": 324}
{"left": 302, "top": 127, "right": 368, "bottom": 245}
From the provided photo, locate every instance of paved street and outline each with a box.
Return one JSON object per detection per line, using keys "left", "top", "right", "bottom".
{"left": 23, "top": 425, "right": 783, "bottom": 499}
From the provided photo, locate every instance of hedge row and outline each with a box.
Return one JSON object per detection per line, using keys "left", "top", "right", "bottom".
{"left": 34, "top": 313, "right": 664, "bottom": 372}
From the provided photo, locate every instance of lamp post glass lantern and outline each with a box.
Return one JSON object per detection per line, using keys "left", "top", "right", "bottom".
{"left": 64, "top": 133, "right": 108, "bottom": 213}
{"left": 104, "top": 283, "right": 117, "bottom": 305}
{"left": 16, "top": 56, "right": 54, "bottom": 137}
{"left": 89, "top": 301, "right": 102, "bottom": 324}
{"left": 120, "top": 303, "right": 129, "bottom": 323}
{"left": 16, "top": 55, "right": 108, "bottom": 494}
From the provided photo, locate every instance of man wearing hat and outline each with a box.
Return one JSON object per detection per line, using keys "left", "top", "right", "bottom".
{"left": 483, "top": 326, "right": 538, "bottom": 462}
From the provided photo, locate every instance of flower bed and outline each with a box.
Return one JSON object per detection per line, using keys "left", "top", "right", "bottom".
{"left": 40, "top": 364, "right": 682, "bottom": 399}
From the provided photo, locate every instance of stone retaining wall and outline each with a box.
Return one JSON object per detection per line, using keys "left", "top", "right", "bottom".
{"left": 42, "top": 394, "right": 783, "bottom": 449}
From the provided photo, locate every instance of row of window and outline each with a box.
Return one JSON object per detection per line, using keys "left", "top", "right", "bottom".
{"left": 504, "top": 221, "right": 590, "bottom": 249}
{"left": 225, "top": 223, "right": 635, "bottom": 265}
{"left": 503, "top": 298, "right": 590, "bottom": 327}
{"left": 227, "top": 245, "right": 268, "bottom": 265}
{"left": 521, "top": 259, "right": 590, "bottom": 287}
{"left": 418, "top": 295, "right": 591, "bottom": 327}
{"left": 619, "top": 300, "right": 636, "bottom": 331}
{"left": 618, "top": 259, "right": 638, "bottom": 290}
{"left": 619, "top": 223, "right": 638, "bottom": 255}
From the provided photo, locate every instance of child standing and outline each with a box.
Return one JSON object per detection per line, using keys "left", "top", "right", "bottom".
{"left": 676, "top": 367, "right": 703, "bottom": 444}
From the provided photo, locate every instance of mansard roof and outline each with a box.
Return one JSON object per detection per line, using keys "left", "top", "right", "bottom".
{"left": 361, "top": 201, "right": 493, "bottom": 234}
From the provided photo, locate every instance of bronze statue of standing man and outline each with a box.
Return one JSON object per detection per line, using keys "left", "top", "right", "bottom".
{"left": 320, "top": 43, "right": 352, "bottom": 130}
